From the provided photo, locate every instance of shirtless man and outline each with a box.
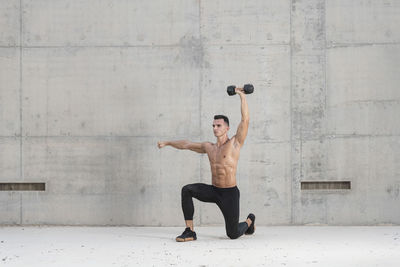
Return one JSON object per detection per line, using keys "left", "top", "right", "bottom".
{"left": 157, "top": 87, "right": 255, "bottom": 241}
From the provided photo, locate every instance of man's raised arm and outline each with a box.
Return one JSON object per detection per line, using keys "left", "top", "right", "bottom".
{"left": 158, "top": 140, "right": 208, "bottom": 154}
{"left": 234, "top": 88, "right": 249, "bottom": 147}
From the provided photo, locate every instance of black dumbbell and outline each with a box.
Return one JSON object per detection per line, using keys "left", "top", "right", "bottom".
{"left": 227, "top": 84, "right": 254, "bottom": 96}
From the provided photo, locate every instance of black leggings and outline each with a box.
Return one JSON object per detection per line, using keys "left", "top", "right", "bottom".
{"left": 181, "top": 183, "right": 248, "bottom": 239}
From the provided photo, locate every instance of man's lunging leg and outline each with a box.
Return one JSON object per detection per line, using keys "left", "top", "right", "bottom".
{"left": 177, "top": 183, "right": 216, "bottom": 242}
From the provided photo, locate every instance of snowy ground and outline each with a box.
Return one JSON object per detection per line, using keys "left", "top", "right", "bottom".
{"left": 0, "top": 226, "right": 399, "bottom": 267}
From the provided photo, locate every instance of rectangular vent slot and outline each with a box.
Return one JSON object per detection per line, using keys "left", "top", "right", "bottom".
{"left": 0, "top": 183, "right": 46, "bottom": 191}
{"left": 301, "top": 181, "right": 351, "bottom": 190}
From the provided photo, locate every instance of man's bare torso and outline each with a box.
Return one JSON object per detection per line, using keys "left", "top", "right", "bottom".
{"left": 205, "top": 137, "right": 241, "bottom": 188}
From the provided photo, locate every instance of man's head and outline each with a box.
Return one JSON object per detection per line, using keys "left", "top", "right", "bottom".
{"left": 213, "top": 115, "right": 230, "bottom": 137}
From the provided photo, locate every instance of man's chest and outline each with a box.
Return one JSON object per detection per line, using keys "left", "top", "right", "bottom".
{"left": 207, "top": 145, "right": 238, "bottom": 163}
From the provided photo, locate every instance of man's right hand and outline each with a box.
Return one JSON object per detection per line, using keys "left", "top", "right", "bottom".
{"left": 158, "top": 141, "right": 167, "bottom": 149}
{"left": 235, "top": 87, "right": 245, "bottom": 96}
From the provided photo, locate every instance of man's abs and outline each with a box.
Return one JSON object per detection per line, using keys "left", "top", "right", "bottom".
{"left": 211, "top": 163, "right": 237, "bottom": 188}
{"left": 213, "top": 177, "right": 237, "bottom": 188}
{"left": 207, "top": 138, "right": 240, "bottom": 188}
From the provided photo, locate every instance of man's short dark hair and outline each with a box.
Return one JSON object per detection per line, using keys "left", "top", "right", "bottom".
{"left": 214, "top": 115, "right": 229, "bottom": 126}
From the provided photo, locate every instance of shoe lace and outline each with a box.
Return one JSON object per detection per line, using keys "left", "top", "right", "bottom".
{"left": 183, "top": 227, "right": 191, "bottom": 235}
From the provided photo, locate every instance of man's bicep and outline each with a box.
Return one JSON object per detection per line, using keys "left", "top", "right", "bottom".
{"left": 187, "top": 142, "right": 208, "bottom": 153}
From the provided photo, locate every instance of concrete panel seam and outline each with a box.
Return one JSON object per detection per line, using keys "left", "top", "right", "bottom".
{"left": 0, "top": 44, "right": 293, "bottom": 49}
{"left": 11, "top": 43, "right": 400, "bottom": 49}
{"left": 202, "top": 43, "right": 290, "bottom": 47}
{"left": 323, "top": 0, "right": 328, "bottom": 224}
{"left": 324, "top": 0, "right": 327, "bottom": 133}
{"left": 14, "top": 44, "right": 293, "bottom": 49}
{"left": 324, "top": 134, "right": 400, "bottom": 139}
{"left": 19, "top": 0, "right": 23, "bottom": 225}
{"left": 329, "top": 99, "right": 400, "bottom": 107}
{"left": 198, "top": 0, "right": 203, "bottom": 226}
{"left": 17, "top": 135, "right": 210, "bottom": 139}
{"left": 289, "top": 0, "right": 294, "bottom": 225}
{"left": 293, "top": 134, "right": 400, "bottom": 142}
{"left": 327, "top": 42, "right": 400, "bottom": 48}
{"left": 15, "top": 136, "right": 297, "bottom": 142}
{"left": 0, "top": 46, "right": 20, "bottom": 48}
{"left": 20, "top": 45, "right": 189, "bottom": 49}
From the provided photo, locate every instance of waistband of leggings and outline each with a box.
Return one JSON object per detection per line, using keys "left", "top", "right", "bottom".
{"left": 212, "top": 185, "right": 238, "bottom": 191}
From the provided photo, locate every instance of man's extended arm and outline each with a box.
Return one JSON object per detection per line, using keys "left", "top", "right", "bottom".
{"left": 158, "top": 140, "right": 208, "bottom": 154}
{"left": 234, "top": 89, "right": 249, "bottom": 147}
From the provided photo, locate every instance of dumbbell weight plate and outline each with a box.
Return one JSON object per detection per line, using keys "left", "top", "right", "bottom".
{"left": 243, "top": 84, "right": 254, "bottom": 94}
{"left": 227, "top": 85, "right": 236, "bottom": 96}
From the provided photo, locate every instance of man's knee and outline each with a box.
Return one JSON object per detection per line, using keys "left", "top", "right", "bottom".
{"left": 226, "top": 227, "right": 240, "bottom": 239}
{"left": 181, "top": 184, "right": 191, "bottom": 197}
{"left": 227, "top": 232, "right": 240, "bottom": 240}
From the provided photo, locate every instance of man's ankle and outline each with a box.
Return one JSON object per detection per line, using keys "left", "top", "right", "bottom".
{"left": 246, "top": 218, "right": 252, "bottom": 227}
{"left": 185, "top": 220, "right": 194, "bottom": 231}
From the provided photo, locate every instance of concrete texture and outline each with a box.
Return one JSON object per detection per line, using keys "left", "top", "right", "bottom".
{"left": 0, "top": 226, "right": 399, "bottom": 266}
{"left": 0, "top": 0, "right": 399, "bottom": 226}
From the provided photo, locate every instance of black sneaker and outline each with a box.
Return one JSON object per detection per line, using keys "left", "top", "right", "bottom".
{"left": 176, "top": 227, "right": 197, "bottom": 242}
{"left": 245, "top": 213, "right": 256, "bottom": 235}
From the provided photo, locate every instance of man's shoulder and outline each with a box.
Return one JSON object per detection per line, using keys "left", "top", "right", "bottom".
{"left": 202, "top": 141, "right": 214, "bottom": 147}
{"left": 202, "top": 142, "right": 214, "bottom": 151}
{"left": 203, "top": 141, "right": 214, "bottom": 144}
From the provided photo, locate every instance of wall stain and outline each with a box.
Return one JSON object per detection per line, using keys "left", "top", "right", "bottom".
{"left": 178, "top": 35, "right": 204, "bottom": 68}
{"left": 140, "top": 186, "right": 146, "bottom": 194}
{"left": 386, "top": 184, "right": 400, "bottom": 198}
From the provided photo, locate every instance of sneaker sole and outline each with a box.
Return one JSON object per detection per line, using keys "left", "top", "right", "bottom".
{"left": 176, "top": 237, "right": 196, "bottom": 242}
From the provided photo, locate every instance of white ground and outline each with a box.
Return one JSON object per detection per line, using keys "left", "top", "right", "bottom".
{"left": 0, "top": 226, "right": 399, "bottom": 267}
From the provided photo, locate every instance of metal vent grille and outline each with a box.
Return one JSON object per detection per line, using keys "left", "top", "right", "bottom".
{"left": 0, "top": 183, "right": 46, "bottom": 191}
{"left": 301, "top": 181, "right": 351, "bottom": 190}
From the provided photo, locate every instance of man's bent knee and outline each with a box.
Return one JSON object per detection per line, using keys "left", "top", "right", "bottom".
{"left": 181, "top": 184, "right": 191, "bottom": 196}
{"left": 226, "top": 228, "right": 240, "bottom": 239}
{"left": 227, "top": 232, "right": 240, "bottom": 239}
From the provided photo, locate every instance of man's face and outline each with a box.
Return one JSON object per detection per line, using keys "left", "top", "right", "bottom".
{"left": 213, "top": 119, "right": 229, "bottom": 137}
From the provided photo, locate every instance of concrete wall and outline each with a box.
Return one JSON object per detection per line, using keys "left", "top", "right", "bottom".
{"left": 0, "top": 0, "right": 399, "bottom": 226}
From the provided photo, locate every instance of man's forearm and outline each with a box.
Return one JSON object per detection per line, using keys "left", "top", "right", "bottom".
{"left": 239, "top": 93, "right": 249, "bottom": 121}
{"left": 165, "top": 140, "right": 189, "bottom": 150}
